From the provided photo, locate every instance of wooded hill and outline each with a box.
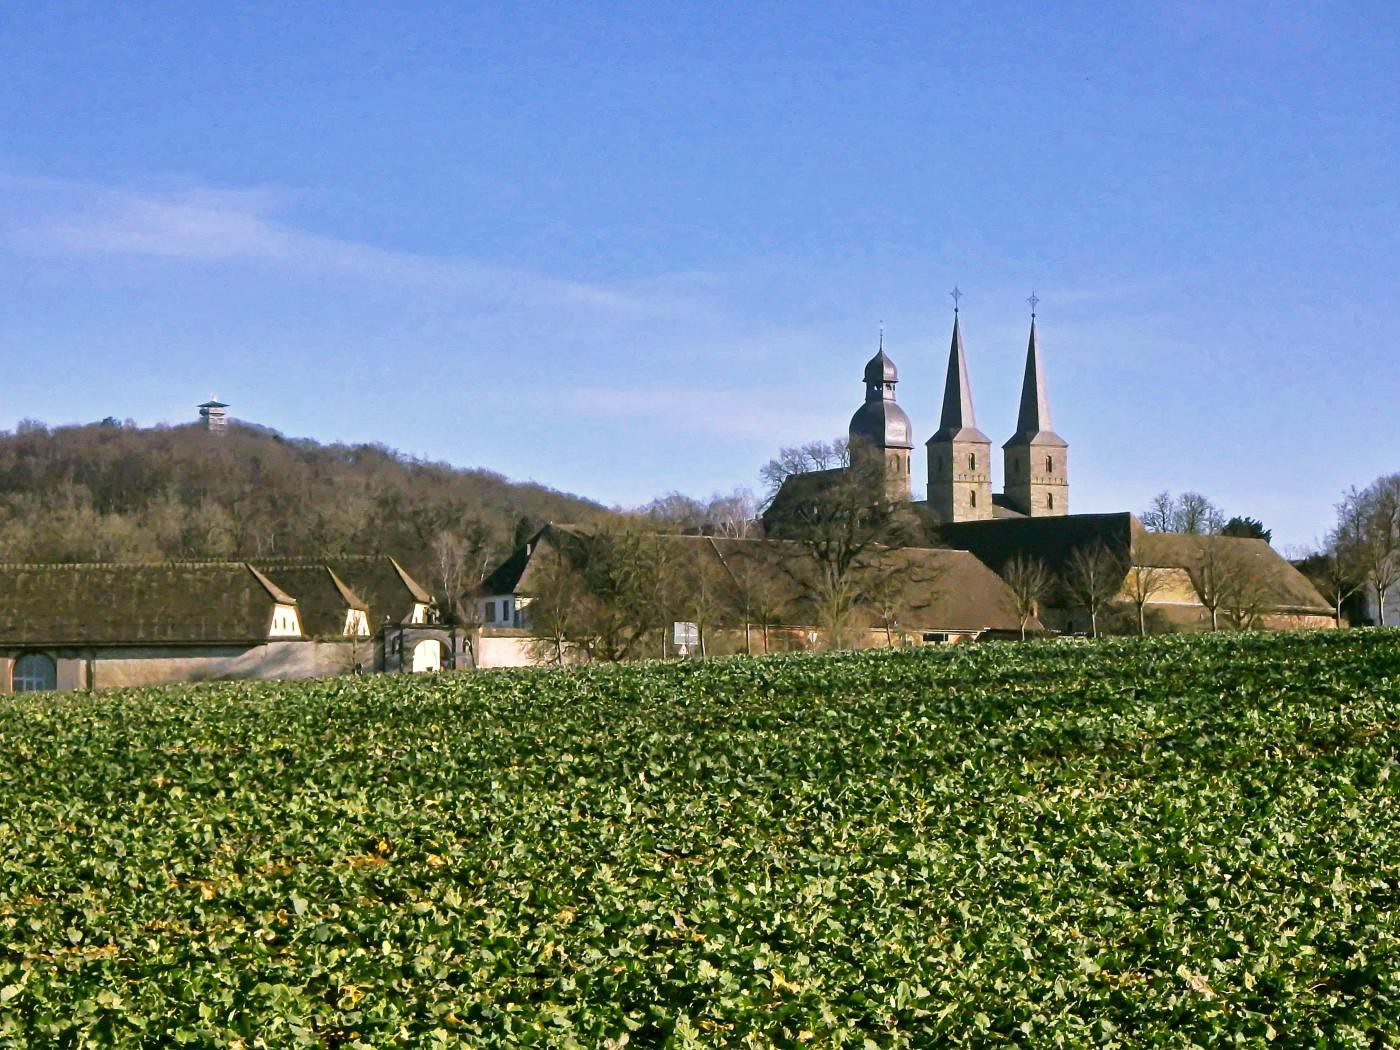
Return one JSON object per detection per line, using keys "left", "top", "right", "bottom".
{"left": 0, "top": 419, "right": 605, "bottom": 589}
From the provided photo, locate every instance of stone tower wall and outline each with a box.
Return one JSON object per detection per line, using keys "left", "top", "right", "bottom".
{"left": 927, "top": 439, "right": 993, "bottom": 522}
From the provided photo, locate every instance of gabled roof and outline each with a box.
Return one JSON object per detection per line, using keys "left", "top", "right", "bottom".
{"left": 928, "top": 313, "right": 991, "bottom": 445}
{"left": 483, "top": 525, "right": 1037, "bottom": 635}
{"left": 253, "top": 556, "right": 434, "bottom": 628}
{"left": 0, "top": 555, "right": 440, "bottom": 648}
{"left": 933, "top": 512, "right": 1136, "bottom": 573}
{"left": 388, "top": 557, "right": 434, "bottom": 605}
{"left": 1130, "top": 525, "right": 1331, "bottom": 614}
{"left": 932, "top": 513, "right": 1332, "bottom": 617}
{"left": 1004, "top": 319, "right": 1067, "bottom": 449}
{"left": 0, "top": 562, "right": 284, "bottom": 646}
{"left": 246, "top": 564, "right": 297, "bottom": 605}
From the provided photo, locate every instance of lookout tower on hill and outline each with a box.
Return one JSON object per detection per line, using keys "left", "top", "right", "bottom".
{"left": 198, "top": 399, "right": 229, "bottom": 434}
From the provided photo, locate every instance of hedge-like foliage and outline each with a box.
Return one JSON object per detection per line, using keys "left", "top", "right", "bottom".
{"left": 1, "top": 631, "right": 1398, "bottom": 1046}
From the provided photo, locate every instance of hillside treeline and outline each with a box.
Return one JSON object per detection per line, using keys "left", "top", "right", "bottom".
{"left": 0, "top": 419, "right": 604, "bottom": 584}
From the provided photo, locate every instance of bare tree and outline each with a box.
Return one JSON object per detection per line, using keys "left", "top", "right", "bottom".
{"left": 765, "top": 441, "right": 917, "bottom": 650}
{"left": 759, "top": 438, "right": 849, "bottom": 498}
{"left": 1299, "top": 546, "right": 1364, "bottom": 628}
{"left": 523, "top": 543, "right": 589, "bottom": 666}
{"left": 1122, "top": 564, "right": 1166, "bottom": 636}
{"left": 1003, "top": 553, "right": 1052, "bottom": 641}
{"left": 1299, "top": 506, "right": 1367, "bottom": 628}
{"left": 707, "top": 488, "right": 759, "bottom": 539}
{"left": 1220, "top": 548, "right": 1270, "bottom": 631}
{"left": 1141, "top": 491, "right": 1226, "bottom": 535}
{"left": 723, "top": 546, "right": 789, "bottom": 655}
{"left": 1062, "top": 542, "right": 1122, "bottom": 638}
{"left": 1193, "top": 535, "right": 1233, "bottom": 632}
{"left": 675, "top": 540, "right": 734, "bottom": 657}
{"left": 1342, "top": 475, "right": 1400, "bottom": 626}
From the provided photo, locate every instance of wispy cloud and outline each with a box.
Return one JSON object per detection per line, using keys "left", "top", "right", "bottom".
{"left": 0, "top": 173, "right": 701, "bottom": 318}
{"left": 534, "top": 385, "right": 841, "bottom": 444}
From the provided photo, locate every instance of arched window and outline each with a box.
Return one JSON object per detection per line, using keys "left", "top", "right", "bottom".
{"left": 969, "top": 452, "right": 976, "bottom": 470}
{"left": 970, "top": 490, "right": 977, "bottom": 508}
{"left": 1045, "top": 455, "right": 1053, "bottom": 474}
{"left": 1048, "top": 493, "right": 1055, "bottom": 510}
{"left": 13, "top": 653, "right": 57, "bottom": 692}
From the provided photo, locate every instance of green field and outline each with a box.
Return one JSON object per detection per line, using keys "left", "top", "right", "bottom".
{"left": 1, "top": 632, "right": 1398, "bottom": 1047}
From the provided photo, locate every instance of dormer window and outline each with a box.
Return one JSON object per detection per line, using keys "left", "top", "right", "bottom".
{"left": 269, "top": 603, "right": 301, "bottom": 638}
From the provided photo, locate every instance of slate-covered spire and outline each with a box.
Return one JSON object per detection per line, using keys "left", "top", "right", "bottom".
{"left": 935, "top": 312, "right": 991, "bottom": 445}
{"left": 930, "top": 311, "right": 990, "bottom": 443}
{"left": 1007, "top": 317, "right": 1066, "bottom": 447}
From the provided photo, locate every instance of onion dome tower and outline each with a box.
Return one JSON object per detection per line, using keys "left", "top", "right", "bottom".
{"left": 1003, "top": 298, "right": 1068, "bottom": 516}
{"left": 847, "top": 328, "right": 913, "bottom": 500}
{"left": 926, "top": 301, "right": 992, "bottom": 522}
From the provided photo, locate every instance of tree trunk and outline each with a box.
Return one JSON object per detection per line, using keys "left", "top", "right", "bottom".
{"left": 1138, "top": 605, "right": 1147, "bottom": 636}
{"left": 1020, "top": 618, "right": 1027, "bottom": 642}
{"left": 1090, "top": 610, "right": 1098, "bottom": 639}
{"left": 1210, "top": 607, "right": 1218, "bottom": 632}
{"left": 744, "top": 622, "right": 752, "bottom": 656}
{"left": 699, "top": 626, "right": 708, "bottom": 659}
{"left": 762, "top": 624, "right": 770, "bottom": 654}
{"left": 1378, "top": 586, "right": 1389, "bottom": 626}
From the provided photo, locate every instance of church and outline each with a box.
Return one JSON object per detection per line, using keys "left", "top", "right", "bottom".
{"left": 841, "top": 300, "right": 1067, "bottom": 522}
{"left": 767, "top": 299, "right": 1335, "bottom": 636}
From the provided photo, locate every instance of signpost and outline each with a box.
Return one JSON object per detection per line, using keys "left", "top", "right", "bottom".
{"left": 673, "top": 621, "right": 699, "bottom": 657}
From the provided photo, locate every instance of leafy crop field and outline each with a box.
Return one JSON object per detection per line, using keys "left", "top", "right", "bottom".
{"left": 1, "top": 632, "right": 1398, "bottom": 1047}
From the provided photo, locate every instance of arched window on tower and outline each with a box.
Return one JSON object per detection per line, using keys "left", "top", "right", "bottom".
{"left": 969, "top": 452, "right": 976, "bottom": 470}
{"left": 1045, "top": 455, "right": 1053, "bottom": 474}
{"left": 1048, "top": 493, "right": 1055, "bottom": 510}
{"left": 970, "top": 490, "right": 977, "bottom": 508}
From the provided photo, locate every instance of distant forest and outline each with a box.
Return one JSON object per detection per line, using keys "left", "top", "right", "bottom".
{"left": 0, "top": 419, "right": 606, "bottom": 589}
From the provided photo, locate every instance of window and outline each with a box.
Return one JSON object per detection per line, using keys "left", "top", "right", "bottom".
{"left": 969, "top": 490, "right": 977, "bottom": 508}
{"left": 969, "top": 452, "right": 977, "bottom": 470}
{"left": 1045, "top": 455, "right": 1053, "bottom": 473}
{"left": 1048, "top": 493, "right": 1055, "bottom": 510}
{"left": 13, "top": 653, "right": 57, "bottom": 692}
{"left": 485, "top": 601, "right": 497, "bottom": 623}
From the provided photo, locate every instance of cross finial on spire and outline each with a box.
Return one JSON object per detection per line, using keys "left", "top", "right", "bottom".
{"left": 1027, "top": 291, "right": 1040, "bottom": 319}
{"left": 950, "top": 286, "right": 963, "bottom": 313}
{"left": 878, "top": 320, "right": 884, "bottom": 351}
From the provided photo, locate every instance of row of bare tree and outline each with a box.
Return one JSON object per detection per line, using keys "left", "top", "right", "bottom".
{"left": 1304, "top": 473, "right": 1400, "bottom": 626}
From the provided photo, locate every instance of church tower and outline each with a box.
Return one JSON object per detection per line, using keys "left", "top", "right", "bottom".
{"left": 847, "top": 332, "right": 914, "bottom": 500}
{"left": 1002, "top": 308, "right": 1068, "bottom": 516}
{"left": 926, "top": 307, "right": 992, "bottom": 521}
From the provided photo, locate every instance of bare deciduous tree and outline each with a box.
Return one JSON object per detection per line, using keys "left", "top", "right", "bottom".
{"left": 759, "top": 438, "right": 849, "bottom": 498}
{"left": 1062, "top": 542, "right": 1122, "bottom": 638}
{"left": 1141, "top": 491, "right": 1226, "bottom": 535}
{"left": 765, "top": 440, "right": 917, "bottom": 650}
{"left": 1341, "top": 474, "right": 1400, "bottom": 626}
{"left": 1003, "top": 553, "right": 1052, "bottom": 641}
{"left": 1122, "top": 564, "right": 1166, "bottom": 636}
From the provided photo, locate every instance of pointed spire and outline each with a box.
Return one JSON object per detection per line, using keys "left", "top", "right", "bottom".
{"left": 1007, "top": 312, "right": 1066, "bottom": 447}
{"left": 1016, "top": 317, "right": 1052, "bottom": 433}
{"left": 929, "top": 309, "right": 989, "bottom": 443}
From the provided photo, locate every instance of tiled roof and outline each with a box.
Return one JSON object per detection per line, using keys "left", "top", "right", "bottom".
{"left": 0, "top": 556, "right": 437, "bottom": 647}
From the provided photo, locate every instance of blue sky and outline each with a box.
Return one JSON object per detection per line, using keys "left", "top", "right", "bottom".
{"left": 2, "top": 1, "right": 1396, "bottom": 549}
